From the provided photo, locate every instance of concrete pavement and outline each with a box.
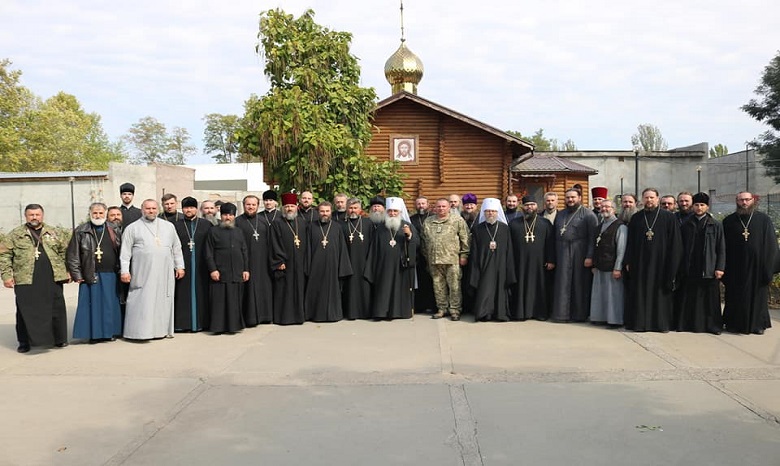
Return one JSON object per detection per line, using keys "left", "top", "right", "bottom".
{"left": 0, "top": 284, "right": 778, "bottom": 465}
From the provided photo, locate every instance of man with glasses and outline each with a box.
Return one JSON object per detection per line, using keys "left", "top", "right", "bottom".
{"left": 660, "top": 195, "right": 677, "bottom": 212}
{"left": 722, "top": 192, "right": 779, "bottom": 334}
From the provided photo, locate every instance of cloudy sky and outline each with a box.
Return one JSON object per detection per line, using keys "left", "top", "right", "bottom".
{"left": 2, "top": 0, "right": 779, "bottom": 163}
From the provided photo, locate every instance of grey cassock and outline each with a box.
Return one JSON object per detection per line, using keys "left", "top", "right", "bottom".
{"left": 120, "top": 217, "right": 185, "bottom": 339}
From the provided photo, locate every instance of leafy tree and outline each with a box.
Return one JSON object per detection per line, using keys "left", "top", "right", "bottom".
{"left": 507, "top": 128, "right": 578, "bottom": 151}
{"left": 709, "top": 143, "right": 729, "bottom": 158}
{"left": 742, "top": 51, "right": 780, "bottom": 183}
{"left": 203, "top": 113, "right": 240, "bottom": 163}
{"left": 123, "top": 116, "right": 195, "bottom": 165}
{"left": 0, "top": 60, "right": 124, "bottom": 171}
{"left": 631, "top": 123, "right": 668, "bottom": 151}
{"left": 236, "top": 9, "right": 404, "bottom": 202}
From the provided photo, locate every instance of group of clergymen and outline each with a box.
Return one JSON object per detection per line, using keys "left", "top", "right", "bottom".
{"left": 0, "top": 181, "right": 776, "bottom": 354}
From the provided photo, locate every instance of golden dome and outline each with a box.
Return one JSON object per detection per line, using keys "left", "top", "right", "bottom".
{"left": 384, "top": 41, "right": 424, "bottom": 95}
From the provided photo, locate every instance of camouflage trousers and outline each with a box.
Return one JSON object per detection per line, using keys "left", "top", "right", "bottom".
{"left": 429, "top": 264, "right": 462, "bottom": 316}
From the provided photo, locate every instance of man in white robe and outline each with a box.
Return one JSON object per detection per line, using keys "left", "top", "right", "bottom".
{"left": 120, "top": 199, "right": 185, "bottom": 340}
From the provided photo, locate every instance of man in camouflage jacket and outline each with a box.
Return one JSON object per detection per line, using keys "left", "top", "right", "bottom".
{"left": 422, "top": 198, "right": 470, "bottom": 320}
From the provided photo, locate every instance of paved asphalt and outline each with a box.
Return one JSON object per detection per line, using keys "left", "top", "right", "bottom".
{"left": 0, "top": 284, "right": 778, "bottom": 465}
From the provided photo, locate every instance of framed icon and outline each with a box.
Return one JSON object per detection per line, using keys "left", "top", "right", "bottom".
{"left": 390, "top": 135, "right": 418, "bottom": 164}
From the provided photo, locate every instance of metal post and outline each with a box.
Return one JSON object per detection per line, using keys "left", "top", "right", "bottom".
{"left": 620, "top": 176, "right": 624, "bottom": 196}
{"left": 634, "top": 149, "right": 639, "bottom": 194}
{"left": 696, "top": 165, "right": 701, "bottom": 193}
{"left": 745, "top": 143, "right": 750, "bottom": 191}
{"left": 69, "top": 177, "right": 76, "bottom": 230}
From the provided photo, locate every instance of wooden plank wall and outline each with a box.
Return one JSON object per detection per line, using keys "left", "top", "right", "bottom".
{"left": 368, "top": 99, "right": 512, "bottom": 210}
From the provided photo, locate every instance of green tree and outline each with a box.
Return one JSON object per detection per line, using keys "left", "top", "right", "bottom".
{"left": 742, "top": 51, "right": 780, "bottom": 183}
{"left": 123, "top": 116, "right": 195, "bottom": 165}
{"left": 0, "top": 60, "right": 125, "bottom": 171}
{"left": 203, "top": 113, "right": 240, "bottom": 163}
{"left": 631, "top": 123, "right": 668, "bottom": 151}
{"left": 709, "top": 143, "right": 729, "bottom": 158}
{"left": 507, "top": 128, "right": 578, "bottom": 151}
{"left": 236, "top": 9, "right": 404, "bottom": 202}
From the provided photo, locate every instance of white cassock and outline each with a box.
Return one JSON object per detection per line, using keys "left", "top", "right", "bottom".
{"left": 120, "top": 217, "right": 185, "bottom": 339}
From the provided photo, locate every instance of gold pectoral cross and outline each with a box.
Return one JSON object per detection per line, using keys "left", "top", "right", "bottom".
{"left": 742, "top": 228, "right": 750, "bottom": 241}
{"left": 293, "top": 235, "right": 301, "bottom": 248}
{"left": 645, "top": 230, "right": 654, "bottom": 241}
{"left": 95, "top": 248, "right": 103, "bottom": 263}
{"left": 321, "top": 237, "right": 329, "bottom": 248}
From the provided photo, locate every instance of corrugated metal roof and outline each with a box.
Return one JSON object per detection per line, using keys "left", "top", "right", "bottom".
{"left": 512, "top": 156, "right": 597, "bottom": 174}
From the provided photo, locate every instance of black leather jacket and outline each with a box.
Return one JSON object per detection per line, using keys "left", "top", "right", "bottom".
{"left": 66, "top": 222, "right": 121, "bottom": 284}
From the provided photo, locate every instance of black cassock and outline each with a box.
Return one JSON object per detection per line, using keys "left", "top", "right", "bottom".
{"left": 173, "top": 218, "right": 212, "bottom": 331}
{"left": 236, "top": 211, "right": 276, "bottom": 326}
{"left": 341, "top": 217, "right": 373, "bottom": 319}
{"left": 270, "top": 217, "right": 308, "bottom": 325}
{"left": 625, "top": 208, "right": 682, "bottom": 332}
{"left": 678, "top": 215, "right": 725, "bottom": 333}
{"left": 508, "top": 215, "right": 556, "bottom": 320}
{"left": 204, "top": 225, "right": 248, "bottom": 333}
{"left": 410, "top": 212, "right": 436, "bottom": 313}
{"left": 468, "top": 221, "right": 516, "bottom": 321}
{"left": 722, "top": 210, "right": 779, "bottom": 334}
{"left": 364, "top": 221, "right": 419, "bottom": 319}
{"left": 305, "top": 220, "right": 353, "bottom": 322}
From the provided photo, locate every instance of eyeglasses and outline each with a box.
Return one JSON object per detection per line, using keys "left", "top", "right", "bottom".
{"left": 737, "top": 198, "right": 753, "bottom": 202}
{"left": 660, "top": 202, "right": 675, "bottom": 206}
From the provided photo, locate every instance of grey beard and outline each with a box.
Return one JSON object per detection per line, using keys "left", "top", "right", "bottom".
{"left": 450, "top": 207, "right": 461, "bottom": 215}
{"left": 620, "top": 207, "right": 638, "bottom": 223}
{"left": 486, "top": 218, "right": 497, "bottom": 225}
{"left": 220, "top": 220, "right": 235, "bottom": 229}
{"left": 737, "top": 204, "right": 756, "bottom": 216}
{"left": 349, "top": 213, "right": 360, "bottom": 220}
{"left": 91, "top": 218, "right": 106, "bottom": 226}
{"left": 143, "top": 214, "right": 157, "bottom": 221}
{"left": 284, "top": 212, "right": 297, "bottom": 221}
{"left": 369, "top": 211, "right": 385, "bottom": 225}
{"left": 384, "top": 216, "right": 402, "bottom": 231}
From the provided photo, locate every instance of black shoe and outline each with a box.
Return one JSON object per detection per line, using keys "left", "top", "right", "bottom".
{"left": 55, "top": 342, "right": 68, "bottom": 348}
{"left": 755, "top": 329, "right": 765, "bottom": 335}
{"left": 17, "top": 344, "right": 30, "bottom": 353}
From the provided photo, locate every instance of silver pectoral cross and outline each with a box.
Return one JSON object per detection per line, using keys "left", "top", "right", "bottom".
{"left": 188, "top": 240, "right": 195, "bottom": 251}
{"left": 358, "top": 232, "right": 364, "bottom": 241}
{"left": 349, "top": 233, "right": 354, "bottom": 243}
{"left": 560, "top": 226, "right": 566, "bottom": 236}
{"left": 253, "top": 231, "right": 260, "bottom": 241}
{"left": 321, "top": 237, "right": 329, "bottom": 248}
{"left": 34, "top": 249, "right": 41, "bottom": 260}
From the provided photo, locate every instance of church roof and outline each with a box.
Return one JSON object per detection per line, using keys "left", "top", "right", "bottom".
{"left": 375, "top": 91, "right": 535, "bottom": 158}
{"left": 511, "top": 155, "right": 597, "bottom": 175}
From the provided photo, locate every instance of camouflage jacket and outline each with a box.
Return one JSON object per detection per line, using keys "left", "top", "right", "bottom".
{"left": 422, "top": 214, "right": 470, "bottom": 265}
{"left": 0, "top": 223, "right": 71, "bottom": 285}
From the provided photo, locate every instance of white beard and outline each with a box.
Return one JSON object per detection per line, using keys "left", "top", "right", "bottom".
{"left": 369, "top": 211, "right": 385, "bottom": 225}
{"left": 384, "top": 216, "right": 402, "bottom": 231}
{"left": 91, "top": 217, "right": 106, "bottom": 226}
{"left": 485, "top": 218, "right": 497, "bottom": 225}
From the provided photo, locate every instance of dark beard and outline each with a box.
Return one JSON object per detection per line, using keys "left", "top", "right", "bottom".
{"left": 461, "top": 211, "right": 477, "bottom": 222}
{"left": 737, "top": 204, "right": 756, "bottom": 216}
{"left": 566, "top": 203, "right": 581, "bottom": 212}
{"left": 524, "top": 211, "right": 536, "bottom": 221}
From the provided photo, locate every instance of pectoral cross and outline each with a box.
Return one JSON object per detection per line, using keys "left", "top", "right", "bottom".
{"left": 95, "top": 248, "right": 103, "bottom": 263}
{"left": 349, "top": 233, "right": 354, "bottom": 243}
{"left": 560, "top": 226, "right": 566, "bottom": 236}
{"left": 389, "top": 239, "right": 397, "bottom": 247}
{"left": 742, "top": 228, "right": 750, "bottom": 241}
{"left": 358, "top": 232, "right": 364, "bottom": 241}
{"left": 34, "top": 249, "right": 41, "bottom": 260}
{"left": 253, "top": 231, "right": 260, "bottom": 241}
{"left": 645, "top": 230, "right": 654, "bottom": 241}
{"left": 293, "top": 235, "right": 301, "bottom": 248}
{"left": 321, "top": 236, "right": 329, "bottom": 248}
{"left": 595, "top": 235, "right": 602, "bottom": 246}
{"left": 188, "top": 240, "right": 195, "bottom": 251}
{"left": 525, "top": 233, "right": 535, "bottom": 243}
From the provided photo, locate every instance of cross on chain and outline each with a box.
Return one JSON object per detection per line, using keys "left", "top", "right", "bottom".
{"left": 95, "top": 248, "right": 104, "bottom": 263}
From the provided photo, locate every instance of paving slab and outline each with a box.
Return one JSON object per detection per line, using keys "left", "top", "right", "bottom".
{"left": 467, "top": 380, "right": 780, "bottom": 466}
{"left": 0, "top": 375, "right": 200, "bottom": 466}
{"left": 121, "top": 384, "right": 460, "bottom": 466}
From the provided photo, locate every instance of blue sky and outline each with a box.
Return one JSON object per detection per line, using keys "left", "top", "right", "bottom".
{"left": 2, "top": 0, "right": 779, "bottom": 163}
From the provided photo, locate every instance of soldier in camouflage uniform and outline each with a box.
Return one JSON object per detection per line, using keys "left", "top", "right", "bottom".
{"left": 0, "top": 204, "right": 71, "bottom": 353}
{"left": 423, "top": 198, "right": 470, "bottom": 321}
